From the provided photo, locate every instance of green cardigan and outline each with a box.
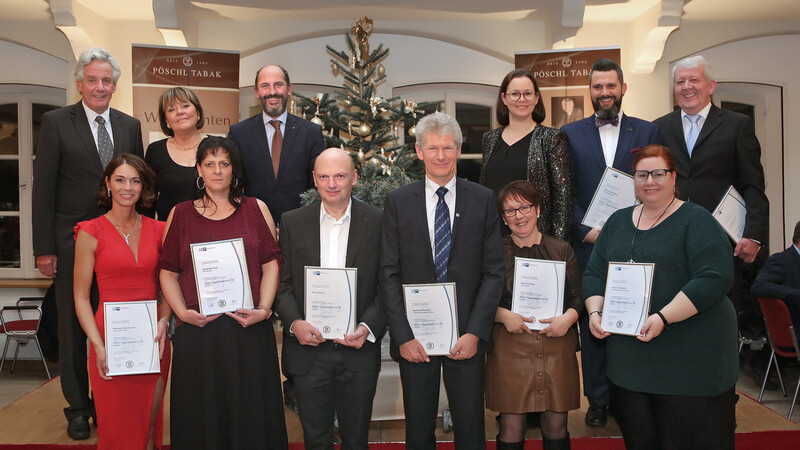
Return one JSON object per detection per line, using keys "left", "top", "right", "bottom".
{"left": 582, "top": 202, "right": 738, "bottom": 396}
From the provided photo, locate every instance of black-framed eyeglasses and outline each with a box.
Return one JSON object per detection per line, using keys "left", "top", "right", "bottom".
{"left": 504, "top": 90, "right": 537, "bottom": 102}
{"left": 502, "top": 204, "right": 534, "bottom": 218}
{"left": 633, "top": 169, "right": 673, "bottom": 183}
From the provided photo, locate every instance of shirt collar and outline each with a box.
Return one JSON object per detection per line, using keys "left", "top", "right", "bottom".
{"left": 683, "top": 102, "right": 712, "bottom": 121}
{"left": 82, "top": 101, "right": 110, "bottom": 124}
{"left": 424, "top": 175, "right": 457, "bottom": 198}
{"left": 263, "top": 109, "right": 288, "bottom": 126}
{"left": 320, "top": 198, "right": 353, "bottom": 224}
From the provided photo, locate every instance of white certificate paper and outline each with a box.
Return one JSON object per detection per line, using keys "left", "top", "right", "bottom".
{"left": 304, "top": 267, "right": 357, "bottom": 339}
{"left": 581, "top": 167, "right": 637, "bottom": 229}
{"left": 191, "top": 238, "right": 254, "bottom": 315}
{"left": 104, "top": 300, "right": 160, "bottom": 376}
{"left": 403, "top": 283, "right": 459, "bottom": 356}
{"left": 601, "top": 262, "right": 654, "bottom": 336}
{"left": 712, "top": 185, "right": 746, "bottom": 242}
{"left": 511, "top": 257, "right": 565, "bottom": 330}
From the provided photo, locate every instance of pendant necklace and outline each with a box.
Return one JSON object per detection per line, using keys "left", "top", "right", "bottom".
{"left": 111, "top": 214, "right": 140, "bottom": 245}
{"left": 628, "top": 196, "right": 676, "bottom": 263}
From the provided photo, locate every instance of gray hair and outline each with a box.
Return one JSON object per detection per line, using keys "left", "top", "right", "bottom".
{"left": 415, "top": 112, "right": 463, "bottom": 148}
{"left": 74, "top": 47, "right": 122, "bottom": 83}
{"left": 672, "top": 55, "right": 716, "bottom": 83}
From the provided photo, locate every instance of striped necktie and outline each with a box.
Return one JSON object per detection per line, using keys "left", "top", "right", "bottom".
{"left": 434, "top": 187, "right": 451, "bottom": 283}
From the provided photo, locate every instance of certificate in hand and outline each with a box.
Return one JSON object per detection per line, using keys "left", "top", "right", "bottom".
{"left": 712, "top": 185, "right": 746, "bottom": 242}
{"left": 581, "top": 167, "right": 637, "bottom": 229}
{"left": 104, "top": 300, "right": 160, "bottom": 376}
{"left": 601, "top": 262, "right": 654, "bottom": 336}
{"left": 304, "top": 267, "right": 357, "bottom": 339}
{"left": 403, "top": 283, "right": 459, "bottom": 356}
{"left": 191, "top": 238, "right": 254, "bottom": 315}
{"left": 511, "top": 257, "right": 565, "bottom": 330}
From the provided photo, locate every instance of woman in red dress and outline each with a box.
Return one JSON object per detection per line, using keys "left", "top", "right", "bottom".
{"left": 74, "top": 154, "right": 171, "bottom": 449}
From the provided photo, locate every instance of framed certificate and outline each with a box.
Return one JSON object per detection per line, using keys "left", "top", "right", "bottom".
{"left": 104, "top": 300, "right": 160, "bottom": 376}
{"left": 712, "top": 185, "right": 746, "bottom": 242}
{"left": 190, "top": 238, "right": 254, "bottom": 315}
{"left": 511, "top": 257, "right": 565, "bottom": 330}
{"left": 601, "top": 262, "right": 654, "bottom": 336}
{"left": 403, "top": 283, "right": 458, "bottom": 356}
{"left": 304, "top": 266, "right": 357, "bottom": 339}
{"left": 581, "top": 167, "right": 637, "bottom": 229}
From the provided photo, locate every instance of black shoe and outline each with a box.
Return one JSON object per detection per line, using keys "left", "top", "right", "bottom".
{"left": 67, "top": 416, "right": 90, "bottom": 440}
{"left": 585, "top": 404, "right": 608, "bottom": 427}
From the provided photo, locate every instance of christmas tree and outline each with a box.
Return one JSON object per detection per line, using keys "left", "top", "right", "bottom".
{"left": 294, "top": 17, "right": 441, "bottom": 207}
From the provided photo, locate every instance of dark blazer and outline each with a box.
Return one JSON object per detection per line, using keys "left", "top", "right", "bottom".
{"left": 653, "top": 104, "right": 769, "bottom": 244}
{"left": 379, "top": 178, "right": 505, "bottom": 359}
{"left": 228, "top": 113, "right": 325, "bottom": 222}
{"left": 32, "top": 101, "right": 144, "bottom": 269}
{"left": 275, "top": 198, "right": 386, "bottom": 376}
{"left": 752, "top": 246, "right": 800, "bottom": 330}
{"left": 561, "top": 114, "right": 660, "bottom": 269}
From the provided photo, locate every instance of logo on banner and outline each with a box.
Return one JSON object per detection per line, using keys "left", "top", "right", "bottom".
{"left": 183, "top": 56, "right": 193, "bottom": 67}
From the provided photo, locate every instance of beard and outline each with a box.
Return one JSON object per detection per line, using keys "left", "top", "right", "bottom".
{"left": 592, "top": 94, "right": 623, "bottom": 120}
{"left": 260, "top": 93, "right": 288, "bottom": 117}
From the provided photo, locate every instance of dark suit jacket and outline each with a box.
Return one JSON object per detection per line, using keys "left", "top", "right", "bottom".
{"left": 228, "top": 113, "right": 325, "bottom": 222}
{"left": 561, "top": 114, "right": 659, "bottom": 269}
{"left": 653, "top": 104, "right": 769, "bottom": 245}
{"left": 752, "top": 245, "right": 800, "bottom": 330}
{"left": 32, "top": 101, "right": 144, "bottom": 270}
{"left": 275, "top": 198, "right": 386, "bottom": 376}
{"left": 379, "top": 178, "right": 505, "bottom": 360}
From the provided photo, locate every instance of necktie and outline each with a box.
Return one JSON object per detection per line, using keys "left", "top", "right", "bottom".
{"left": 269, "top": 120, "right": 282, "bottom": 177}
{"left": 95, "top": 116, "right": 114, "bottom": 168}
{"left": 434, "top": 187, "right": 451, "bottom": 283}
{"left": 685, "top": 114, "right": 701, "bottom": 157}
{"left": 595, "top": 116, "right": 619, "bottom": 127}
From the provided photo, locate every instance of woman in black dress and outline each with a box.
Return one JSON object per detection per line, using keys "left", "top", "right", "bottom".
{"left": 480, "top": 69, "right": 572, "bottom": 241}
{"left": 145, "top": 86, "right": 205, "bottom": 220}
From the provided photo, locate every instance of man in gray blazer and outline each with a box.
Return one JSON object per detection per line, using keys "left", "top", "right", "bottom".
{"left": 32, "top": 48, "right": 143, "bottom": 440}
{"left": 275, "top": 148, "right": 385, "bottom": 450}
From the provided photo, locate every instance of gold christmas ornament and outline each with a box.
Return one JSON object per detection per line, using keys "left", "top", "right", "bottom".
{"left": 331, "top": 62, "right": 339, "bottom": 75}
{"left": 358, "top": 123, "right": 371, "bottom": 136}
{"left": 311, "top": 116, "right": 324, "bottom": 127}
{"left": 344, "top": 98, "right": 353, "bottom": 107}
{"left": 408, "top": 125, "right": 416, "bottom": 138}
{"left": 377, "top": 64, "right": 386, "bottom": 77}
{"left": 357, "top": 150, "right": 365, "bottom": 162}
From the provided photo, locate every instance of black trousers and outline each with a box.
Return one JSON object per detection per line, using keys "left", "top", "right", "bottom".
{"left": 399, "top": 354, "right": 486, "bottom": 450}
{"left": 610, "top": 383, "right": 736, "bottom": 450}
{"left": 293, "top": 343, "right": 380, "bottom": 450}
{"left": 578, "top": 315, "right": 609, "bottom": 407}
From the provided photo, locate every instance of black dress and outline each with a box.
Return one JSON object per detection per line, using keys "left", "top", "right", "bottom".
{"left": 144, "top": 139, "right": 198, "bottom": 220}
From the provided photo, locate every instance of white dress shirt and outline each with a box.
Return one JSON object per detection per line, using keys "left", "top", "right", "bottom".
{"left": 263, "top": 110, "right": 288, "bottom": 157}
{"left": 81, "top": 102, "right": 114, "bottom": 149}
{"left": 425, "top": 175, "right": 457, "bottom": 260}
{"left": 681, "top": 102, "right": 712, "bottom": 141}
{"left": 320, "top": 199, "right": 352, "bottom": 268}
{"left": 597, "top": 110, "right": 624, "bottom": 167}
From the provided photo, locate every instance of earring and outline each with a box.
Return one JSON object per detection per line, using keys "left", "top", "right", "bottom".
{"left": 673, "top": 186, "right": 677, "bottom": 195}
{"left": 107, "top": 189, "right": 111, "bottom": 198}
{"left": 196, "top": 176, "right": 205, "bottom": 190}
{"left": 231, "top": 176, "right": 239, "bottom": 188}
{"left": 503, "top": 221, "right": 507, "bottom": 226}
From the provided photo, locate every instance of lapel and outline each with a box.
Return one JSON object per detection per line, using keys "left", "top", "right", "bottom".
{"left": 666, "top": 110, "right": 690, "bottom": 158}
{"left": 581, "top": 117, "right": 606, "bottom": 169}
{"left": 251, "top": 114, "right": 276, "bottom": 184}
{"left": 613, "top": 114, "right": 635, "bottom": 168}
{"left": 693, "top": 104, "right": 723, "bottom": 153}
{"left": 345, "top": 199, "right": 367, "bottom": 267}
{"left": 109, "top": 108, "right": 125, "bottom": 156}
{"left": 68, "top": 102, "right": 103, "bottom": 170}
{"left": 411, "top": 181, "right": 435, "bottom": 266}
{"left": 302, "top": 201, "right": 322, "bottom": 267}
{"left": 791, "top": 247, "right": 800, "bottom": 279}
{"left": 452, "top": 178, "right": 467, "bottom": 245}
{"left": 278, "top": 114, "right": 300, "bottom": 182}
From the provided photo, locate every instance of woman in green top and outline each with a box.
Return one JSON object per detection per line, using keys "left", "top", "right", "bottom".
{"left": 583, "top": 145, "right": 738, "bottom": 450}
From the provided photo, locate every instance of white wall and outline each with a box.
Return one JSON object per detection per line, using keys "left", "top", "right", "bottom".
{"left": 0, "top": 41, "right": 69, "bottom": 89}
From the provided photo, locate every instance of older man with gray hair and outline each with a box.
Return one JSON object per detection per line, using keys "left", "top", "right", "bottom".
{"left": 380, "top": 112, "right": 504, "bottom": 449}
{"left": 33, "top": 47, "right": 143, "bottom": 440}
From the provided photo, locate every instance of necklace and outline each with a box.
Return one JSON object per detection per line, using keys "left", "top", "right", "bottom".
{"left": 628, "top": 196, "right": 676, "bottom": 263}
{"left": 171, "top": 136, "right": 200, "bottom": 151}
{"left": 110, "top": 214, "right": 140, "bottom": 245}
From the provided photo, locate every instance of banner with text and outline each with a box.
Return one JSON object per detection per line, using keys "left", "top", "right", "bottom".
{"left": 132, "top": 44, "right": 240, "bottom": 148}
{"left": 515, "top": 48, "right": 621, "bottom": 128}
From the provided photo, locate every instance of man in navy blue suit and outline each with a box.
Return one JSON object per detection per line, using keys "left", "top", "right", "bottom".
{"left": 561, "top": 58, "right": 659, "bottom": 427}
{"left": 752, "top": 221, "right": 800, "bottom": 334}
{"left": 229, "top": 64, "right": 325, "bottom": 224}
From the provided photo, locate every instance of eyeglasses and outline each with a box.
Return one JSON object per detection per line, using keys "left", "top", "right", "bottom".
{"left": 502, "top": 204, "right": 534, "bottom": 218}
{"left": 633, "top": 169, "right": 673, "bottom": 183}
{"left": 504, "top": 90, "right": 537, "bottom": 102}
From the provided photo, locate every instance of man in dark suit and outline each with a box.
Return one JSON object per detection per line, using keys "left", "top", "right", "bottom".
{"left": 32, "top": 47, "right": 143, "bottom": 440}
{"left": 561, "top": 57, "right": 660, "bottom": 427}
{"left": 752, "top": 221, "right": 800, "bottom": 334}
{"left": 275, "top": 147, "right": 385, "bottom": 450}
{"left": 380, "top": 112, "right": 504, "bottom": 449}
{"left": 228, "top": 64, "right": 325, "bottom": 223}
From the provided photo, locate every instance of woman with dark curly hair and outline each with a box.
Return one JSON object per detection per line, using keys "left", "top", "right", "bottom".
{"left": 480, "top": 69, "right": 573, "bottom": 241}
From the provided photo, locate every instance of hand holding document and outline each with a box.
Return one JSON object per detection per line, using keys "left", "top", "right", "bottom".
{"left": 191, "top": 238, "right": 253, "bottom": 315}
{"left": 582, "top": 167, "right": 637, "bottom": 229}
{"left": 403, "top": 283, "right": 458, "bottom": 356}
{"left": 601, "top": 262, "right": 654, "bottom": 336}
{"left": 304, "top": 267, "right": 357, "bottom": 339}
{"left": 104, "top": 300, "right": 160, "bottom": 376}
{"left": 511, "top": 257, "right": 565, "bottom": 330}
{"left": 712, "top": 186, "right": 746, "bottom": 242}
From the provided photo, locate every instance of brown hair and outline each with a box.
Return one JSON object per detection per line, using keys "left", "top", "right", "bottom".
{"left": 96, "top": 154, "right": 157, "bottom": 209}
{"left": 496, "top": 180, "right": 541, "bottom": 216}
{"left": 158, "top": 87, "right": 204, "bottom": 137}
{"left": 496, "top": 68, "right": 546, "bottom": 126}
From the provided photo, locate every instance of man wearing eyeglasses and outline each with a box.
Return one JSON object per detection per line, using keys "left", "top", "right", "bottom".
{"left": 380, "top": 112, "right": 504, "bottom": 449}
{"left": 561, "top": 57, "right": 660, "bottom": 427}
